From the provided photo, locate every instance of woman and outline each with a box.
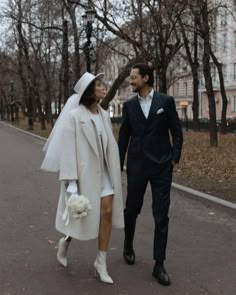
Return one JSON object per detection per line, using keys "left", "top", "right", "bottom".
{"left": 41, "top": 72, "right": 124, "bottom": 284}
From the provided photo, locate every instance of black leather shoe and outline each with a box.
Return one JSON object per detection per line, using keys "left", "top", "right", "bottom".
{"left": 152, "top": 262, "right": 171, "bottom": 286}
{"left": 123, "top": 240, "right": 135, "bottom": 265}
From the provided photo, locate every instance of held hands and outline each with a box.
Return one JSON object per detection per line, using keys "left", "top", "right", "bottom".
{"left": 67, "top": 180, "right": 78, "bottom": 194}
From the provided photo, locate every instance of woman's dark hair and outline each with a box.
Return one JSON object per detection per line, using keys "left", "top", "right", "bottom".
{"left": 131, "top": 63, "right": 154, "bottom": 87}
{"left": 79, "top": 79, "right": 97, "bottom": 108}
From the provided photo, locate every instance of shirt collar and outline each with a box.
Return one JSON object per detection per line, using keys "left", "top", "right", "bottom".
{"left": 138, "top": 89, "right": 154, "bottom": 101}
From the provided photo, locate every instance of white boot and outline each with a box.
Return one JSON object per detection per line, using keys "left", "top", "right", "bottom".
{"left": 94, "top": 251, "right": 114, "bottom": 284}
{"left": 57, "top": 237, "right": 70, "bottom": 267}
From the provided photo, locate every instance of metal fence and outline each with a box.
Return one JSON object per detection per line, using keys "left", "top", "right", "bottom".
{"left": 180, "top": 120, "right": 236, "bottom": 133}
{"left": 111, "top": 117, "right": 236, "bottom": 133}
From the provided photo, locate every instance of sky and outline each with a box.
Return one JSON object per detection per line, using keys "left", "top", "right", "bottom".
{"left": 0, "top": 0, "right": 7, "bottom": 6}
{"left": 0, "top": 0, "right": 8, "bottom": 46}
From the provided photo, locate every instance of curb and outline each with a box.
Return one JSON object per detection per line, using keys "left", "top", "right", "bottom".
{"left": 0, "top": 121, "right": 46, "bottom": 142}
{"left": 1, "top": 120, "right": 235, "bottom": 211}
{"left": 172, "top": 182, "right": 236, "bottom": 211}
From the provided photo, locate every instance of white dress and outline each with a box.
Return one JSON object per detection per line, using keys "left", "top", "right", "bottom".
{"left": 90, "top": 112, "right": 114, "bottom": 197}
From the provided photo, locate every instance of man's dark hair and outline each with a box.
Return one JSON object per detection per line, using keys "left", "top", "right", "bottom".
{"left": 79, "top": 79, "right": 97, "bottom": 108}
{"left": 131, "top": 63, "right": 154, "bottom": 87}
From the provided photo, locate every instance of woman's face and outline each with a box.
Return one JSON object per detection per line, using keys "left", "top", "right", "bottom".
{"left": 94, "top": 79, "right": 106, "bottom": 102}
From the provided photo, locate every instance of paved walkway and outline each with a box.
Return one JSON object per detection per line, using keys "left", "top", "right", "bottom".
{"left": 0, "top": 123, "right": 236, "bottom": 295}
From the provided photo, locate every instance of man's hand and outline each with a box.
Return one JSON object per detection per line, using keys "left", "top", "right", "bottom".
{"left": 171, "top": 160, "right": 176, "bottom": 167}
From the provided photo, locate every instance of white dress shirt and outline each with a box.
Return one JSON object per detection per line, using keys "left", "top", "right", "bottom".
{"left": 138, "top": 89, "right": 154, "bottom": 118}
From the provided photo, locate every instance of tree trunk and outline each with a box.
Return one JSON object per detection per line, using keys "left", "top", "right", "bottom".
{"left": 219, "top": 70, "right": 228, "bottom": 134}
{"left": 16, "top": 1, "right": 29, "bottom": 125}
{"left": 100, "top": 68, "right": 130, "bottom": 110}
{"left": 100, "top": 58, "right": 141, "bottom": 109}
{"left": 209, "top": 49, "right": 228, "bottom": 134}
{"left": 202, "top": 3, "right": 218, "bottom": 146}
{"left": 0, "top": 88, "right": 7, "bottom": 120}
{"left": 158, "top": 67, "right": 167, "bottom": 94}
{"left": 192, "top": 64, "right": 200, "bottom": 130}
{"left": 36, "top": 94, "right": 46, "bottom": 130}
{"left": 0, "top": 98, "right": 4, "bottom": 120}
{"left": 192, "top": 28, "right": 200, "bottom": 130}
{"left": 17, "top": 37, "right": 28, "bottom": 116}
{"left": 66, "top": 3, "right": 80, "bottom": 83}
{"left": 16, "top": 2, "right": 41, "bottom": 130}
{"left": 62, "top": 19, "right": 69, "bottom": 104}
{"left": 58, "top": 71, "right": 63, "bottom": 115}
{"left": 179, "top": 18, "right": 200, "bottom": 130}
{"left": 203, "top": 40, "right": 218, "bottom": 146}
{"left": 6, "top": 104, "right": 10, "bottom": 121}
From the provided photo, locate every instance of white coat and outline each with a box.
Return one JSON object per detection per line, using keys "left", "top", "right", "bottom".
{"left": 55, "top": 104, "right": 124, "bottom": 240}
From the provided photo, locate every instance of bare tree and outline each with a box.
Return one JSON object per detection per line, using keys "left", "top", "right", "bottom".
{"left": 209, "top": 47, "right": 228, "bottom": 134}
{"left": 94, "top": 0, "right": 187, "bottom": 94}
{"left": 63, "top": 0, "right": 81, "bottom": 84}
{"left": 194, "top": 0, "right": 218, "bottom": 146}
{"left": 178, "top": 5, "right": 200, "bottom": 130}
{"left": 3, "top": 0, "right": 71, "bottom": 128}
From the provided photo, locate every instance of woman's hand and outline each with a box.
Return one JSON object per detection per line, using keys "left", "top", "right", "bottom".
{"left": 67, "top": 180, "right": 78, "bottom": 194}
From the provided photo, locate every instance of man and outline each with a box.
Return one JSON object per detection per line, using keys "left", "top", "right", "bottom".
{"left": 118, "top": 63, "right": 183, "bottom": 286}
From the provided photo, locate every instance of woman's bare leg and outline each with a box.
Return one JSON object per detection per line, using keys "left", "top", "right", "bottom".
{"left": 98, "top": 195, "right": 113, "bottom": 251}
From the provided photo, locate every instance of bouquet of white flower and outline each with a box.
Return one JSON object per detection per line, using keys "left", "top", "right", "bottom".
{"left": 67, "top": 193, "right": 92, "bottom": 219}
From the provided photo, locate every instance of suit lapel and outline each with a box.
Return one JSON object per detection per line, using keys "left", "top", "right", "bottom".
{"left": 79, "top": 106, "right": 99, "bottom": 158}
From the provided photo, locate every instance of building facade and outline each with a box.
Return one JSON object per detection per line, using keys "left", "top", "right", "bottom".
{"left": 199, "top": 2, "right": 236, "bottom": 120}
{"left": 100, "top": 1, "right": 236, "bottom": 120}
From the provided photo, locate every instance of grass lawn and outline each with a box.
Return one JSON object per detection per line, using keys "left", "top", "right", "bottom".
{"left": 14, "top": 117, "right": 51, "bottom": 138}
{"left": 173, "top": 131, "right": 236, "bottom": 203}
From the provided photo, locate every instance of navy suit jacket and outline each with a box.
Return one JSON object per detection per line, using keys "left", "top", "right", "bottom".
{"left": 118, "top": 91, "right": 183, "bottom": 171}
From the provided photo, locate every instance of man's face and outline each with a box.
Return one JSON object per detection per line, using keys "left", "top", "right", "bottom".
{"left": 129, "top": 68, "right": 148, "bottom": 92}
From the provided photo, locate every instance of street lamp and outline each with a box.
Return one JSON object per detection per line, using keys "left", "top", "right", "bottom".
{"left": 82, "top": 7, "right": 96, "bottom": 73}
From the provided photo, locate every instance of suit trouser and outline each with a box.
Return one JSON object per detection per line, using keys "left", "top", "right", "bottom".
{"left": 124, "top": 158, "right": 173, "bottom": 262}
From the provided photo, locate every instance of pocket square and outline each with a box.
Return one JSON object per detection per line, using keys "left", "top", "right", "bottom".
{"left": 156, "top": 108, "right": 164, "bottom": 115}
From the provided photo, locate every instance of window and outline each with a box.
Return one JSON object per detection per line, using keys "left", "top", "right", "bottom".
{"left": 223, "top": 33, "right": 227, "bottom": 51}
{"left": 231, "top": 96, "right": 236, "bottom": 112}
{"left": 199, "top": 70, "right": 204, "bottom": 86}
{"left": 223, "top": 65, "right": 227, "bottom": 80}
{"left": 184, "top": 82, "right": 188, "bottom": 96}
{"left": 211, "top": 66, "right": 216, "bottom": 81}
{"left": 234, "top": 63, "right": 236, "bottom": 80}
{"left": 221, "top": 10, "right": 227, "bottom": 25}
{"left": 176, "top": 58, "right": 180, "bottom": 68}
{"left": 212, "top": 35, "right": 217, "bottom": 51}
{"left": 183, "top": 64, "right": 187, "bottom": 72}
{"left": 176, "top": 83, "right": 180, "bottom": 96}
